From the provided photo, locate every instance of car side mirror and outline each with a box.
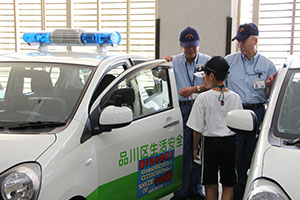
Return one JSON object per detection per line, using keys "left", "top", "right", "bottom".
{"left": 99, "top": 105, "right": 133, "bottom": 132}
{"left": 88, "top": 88, "right": 135, "bottom": 134}
{"left": 226, "top": 109, "right": 258, "bottom": 138}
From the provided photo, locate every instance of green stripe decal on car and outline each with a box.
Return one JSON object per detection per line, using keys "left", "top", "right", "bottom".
{"left": 87, "top": 155, "right": 182, "bottom": 200}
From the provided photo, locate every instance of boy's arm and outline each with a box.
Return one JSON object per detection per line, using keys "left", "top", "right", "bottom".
{"left": 193, "top": 130, "right": 202, "bottom": 160}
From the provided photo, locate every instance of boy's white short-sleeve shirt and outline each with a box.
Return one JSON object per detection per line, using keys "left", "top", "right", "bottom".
{"left": 187, "top": 89, "right": 243, "bottom": 137}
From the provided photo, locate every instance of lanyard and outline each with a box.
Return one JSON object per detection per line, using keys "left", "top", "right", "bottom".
{"left": 211, "top": 84, "right": 225, "bottom": 89}
{"left": 241, "top": 54, "right": 262, "bottom": 78}
{"left": 212, "top": 85, "right": 225, "bottom": 106}
{"left": 184, "top": 56, "right": 199, "bottom": 87}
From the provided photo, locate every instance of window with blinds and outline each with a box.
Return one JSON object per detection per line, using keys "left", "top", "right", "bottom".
{"left": 0, "top": 1, "right": 15, "bottom": 52}
{"left": 0, "top": 0, "right": 156, "bottom": 58}
{"left": 240, "top": 0, "right": 300, "bottom": 69}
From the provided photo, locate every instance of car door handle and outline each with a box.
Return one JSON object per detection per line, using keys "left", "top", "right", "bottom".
{"left": 163, "top": 119, "right": 180, "bottom": 128}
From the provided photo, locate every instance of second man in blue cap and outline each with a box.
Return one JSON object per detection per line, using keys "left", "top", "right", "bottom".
{"left": 225, "top": 23, "right": 277, "bottom": 200}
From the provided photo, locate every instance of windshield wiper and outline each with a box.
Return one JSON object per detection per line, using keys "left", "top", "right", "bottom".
{"left": 8, "top": 121, "right": 66, "bottom": 130}
{"left": 283, "top": 137, "right": 300, "bottom": 146}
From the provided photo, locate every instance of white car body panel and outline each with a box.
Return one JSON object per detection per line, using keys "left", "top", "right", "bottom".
{"left": 0, "top": 50, "right": 183, "bottom": 200}
{"left": 0, "top": 134, "right": 55, "bottom": 172}
{"left": 228, "top": 57, "right": 300, "bottom": 200}
{"left": 263, "top": 146, "right": 299, "bottom": 198}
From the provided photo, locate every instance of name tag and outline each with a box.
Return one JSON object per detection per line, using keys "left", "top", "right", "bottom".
{"left": 253, "top": 80, "right": 265, "bottom": 89}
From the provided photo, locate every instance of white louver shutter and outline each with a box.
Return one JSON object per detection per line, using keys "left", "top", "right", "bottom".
{"left": 258, "top": 0, "right": 299, "bottom": 68}
{"left": 19, "top": 0, "right": 42, "bottom": 51}
{"left": 240, "top": 0, "right": 300, "bottom": 69}
{"left": 44, "top": 0, "right": 67, "bottom": 51}
{"left": 0, "top": 0, "right": 15, "bottom": 52}
{"left": 130, "top": 0, "right": 155, "bottom": 58}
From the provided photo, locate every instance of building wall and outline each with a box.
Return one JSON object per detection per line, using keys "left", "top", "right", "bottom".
{"left": 157, "top": 0, "right": 235, "bottom": 58}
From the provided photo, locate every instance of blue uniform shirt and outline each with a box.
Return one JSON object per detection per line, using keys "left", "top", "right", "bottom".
{"left": 225, "top": 52, "right": 277, "bottom": 104}
{"left": 172, "top": 53, "right": 211, "bottom": 101}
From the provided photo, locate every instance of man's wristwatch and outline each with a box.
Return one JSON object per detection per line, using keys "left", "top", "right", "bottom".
{"left": 196, "top": 85, "right": 201, "bottom": 93}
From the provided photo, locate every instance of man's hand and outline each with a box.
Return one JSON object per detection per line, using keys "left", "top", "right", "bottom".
{"left": 164, "top": 56, "right": 173, "bottom": 62}
{"left": 193, "top": 148, "right": 200, "bottom": 160}
{"left": 265, "top": 72, "right": 278, "bottom": 98}
{"left": 179, "top": 86, "right": 196, "bottom": 97}
{"left": 266, "top": 71, "right": 278, "bottom": 89}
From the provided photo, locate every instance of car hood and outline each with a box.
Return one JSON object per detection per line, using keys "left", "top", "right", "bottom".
{"left": 0, "top": 134, "right": 56, "bottom": 172}
{"left": 263, "top": 145, "right": 298, "bottom": 199}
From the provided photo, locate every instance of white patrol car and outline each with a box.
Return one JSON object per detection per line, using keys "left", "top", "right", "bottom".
{"left": 227, "top": 56, "right": 300, "bottom": 200}
{"left": 0, "top": 29, "right": 183, "bottom": 200}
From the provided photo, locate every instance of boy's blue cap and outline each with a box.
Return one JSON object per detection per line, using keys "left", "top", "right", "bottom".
{"left": 232, "top": 23, "right": 259, "bottom": 41}
{"left": 179, "top": 26, "right": 200, "bottom": 48}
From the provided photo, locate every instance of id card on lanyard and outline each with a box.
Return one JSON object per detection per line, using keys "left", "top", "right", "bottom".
{"left": 185, "top": 56, "right": 199, "bottom": 100}
{"left": 253, "top": 79, "right": 266, "bottom": 89}
{"left": 242, "top": 54, "right": 266, "bottom": 90}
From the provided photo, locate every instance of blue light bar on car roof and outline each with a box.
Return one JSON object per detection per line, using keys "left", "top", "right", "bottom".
{"left": 23, "top": 29, "right": 121, "bottom": 47}
{"left": 81, "top": 32, "right": 121, "bottom": 45}
{"left": 23, "top": 32, "right": 51, "bottom": 45}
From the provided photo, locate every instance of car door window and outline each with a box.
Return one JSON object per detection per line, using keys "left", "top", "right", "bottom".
{"left": 107, "top": 65, "right": 125, "bottom": 77}
{"left": 116, "top": 66, "right": 172, "bottom": 119}
{"left": 276, "top": 70, "right": 300, "bottom": 135}
{"left": 104, "top": 61, "right": 128, "bottom": 79}
{"left": 90, "top": 63, "right": 128, "bottom": 107}
{"left": 0, "top": 67, "right": 11, "bottom": 99}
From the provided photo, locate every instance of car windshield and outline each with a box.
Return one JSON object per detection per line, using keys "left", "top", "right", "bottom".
{"left": 0, "top": 62, "right": 93, "bottom": 127}
{"left": 275, "top": 69, "right": 300, "bottom": 138}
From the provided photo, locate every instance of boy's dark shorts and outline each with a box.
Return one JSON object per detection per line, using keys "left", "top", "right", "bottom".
{"left": 201, "top": 135, "right": 236, "bottom": 186}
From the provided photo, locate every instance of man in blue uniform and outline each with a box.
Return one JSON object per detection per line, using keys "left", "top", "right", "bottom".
{"left": 225, "top": 23, "right": 277, "bottom": 200}
{"left": 166, "top": 26, "right": 210, "bottom": 200}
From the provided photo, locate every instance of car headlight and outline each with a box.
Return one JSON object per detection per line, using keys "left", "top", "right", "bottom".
{"left": 0, "top": 163, "right": 41, "bottom": 200}
{"left": 246, "top": 178, "right": 290, "bottom": 200}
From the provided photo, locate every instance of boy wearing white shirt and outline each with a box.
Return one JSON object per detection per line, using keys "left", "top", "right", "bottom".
{"left": 187, "top": 56, "right": 243, "bottom": 200}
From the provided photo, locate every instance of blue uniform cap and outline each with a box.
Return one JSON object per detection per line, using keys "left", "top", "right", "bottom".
{"left": 232, "top": 23, "right": 259, "bottom": 41}
{"left": 179, "top": 26, "right": 200, "bottom": 48}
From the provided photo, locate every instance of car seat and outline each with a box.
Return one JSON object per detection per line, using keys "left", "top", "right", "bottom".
{"left": 30, "top": 70, "right": 54, "bottom": 97}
